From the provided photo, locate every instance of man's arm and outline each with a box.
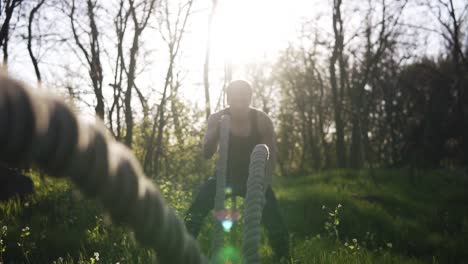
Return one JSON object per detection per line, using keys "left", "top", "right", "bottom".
{"left": 259, "top": 112, "right": 277, "bottom": 186}
{"left": 202, "top": 113, "right": 221, "bottom": 159}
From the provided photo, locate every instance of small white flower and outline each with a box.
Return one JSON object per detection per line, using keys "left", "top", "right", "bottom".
{"left": 321, "top": 205, "right": 326, "bottom": 210}
{"left": 344, "top": 242, "right": 348, "bottom": 247}
{"left": 2, "top": 226, "right": 7, "bottom": 232}
{"left": 337, "top": 203, "right": 342, "bottom": 208}
{"left": 352, "top": 238, "right": 357, "bottom": 243}
{"left": 94, "top": 252, "right": 100, "bottom": 261}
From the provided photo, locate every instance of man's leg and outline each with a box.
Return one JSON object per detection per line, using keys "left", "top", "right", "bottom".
{"left": 262, "top": 187, "right": 290, "bottom": 261}
{"left": 184, "top": 177, "right": 216, "bottom": 237}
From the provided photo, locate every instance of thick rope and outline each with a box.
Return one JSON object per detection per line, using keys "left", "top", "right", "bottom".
{"left": 211, "top": 115, "right": 230, "bottom": 256}
{"left": 242, "top": 144, "right": 269, "bottom": 264}
{"left": 0, "top": 75, "right": 208, "bottom": 264}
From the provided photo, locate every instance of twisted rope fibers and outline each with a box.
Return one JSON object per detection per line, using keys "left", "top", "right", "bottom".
{"left": 0, "top": 75, "right": 208, "bottom": 264}
{"left": 242, "top": 144, "right": 268, "bottom": 264}
{"left": 211, "top": 116, "right": 268, "bottom": 264}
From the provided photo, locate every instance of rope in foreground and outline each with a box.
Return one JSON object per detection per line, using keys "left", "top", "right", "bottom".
{"left": 212, "top": 115, "right": 231, "bottom": 254}
{"left": 243, "top": 144, "right": 268, "bottom": 263}
{"left": 0, "top": 75, "right": 208, "bottom": 264}
{"left": 211, "top": 114, "right": 269, "bottom": 264}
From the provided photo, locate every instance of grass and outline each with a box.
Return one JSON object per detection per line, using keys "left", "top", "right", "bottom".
{"left": 0, "top": 168, "right": 467, "bottom": 263}
{"left": 274, "top": 169, "right": 468, "bottom": 263}
{"left": 0, "top": 177, "right": 155, "bottom": 263}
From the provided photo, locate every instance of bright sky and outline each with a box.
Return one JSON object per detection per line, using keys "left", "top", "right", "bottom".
{"left": 180, "top": 0, "right": 328, "bottom": 108}
{"left": 177, "top": 0, "right": 453, "bottom": 109}
{"left": 5, "top": 0, "right": 328, "bottom": 119}
{"left": 4, "top": 0, "right": 464, "bottom": 119}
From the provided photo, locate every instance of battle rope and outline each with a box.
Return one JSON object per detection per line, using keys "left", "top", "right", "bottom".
{"left": 0, "top": 75, "right": 208, "bottom": 264}
{"left": 210, "top": 113, "right": 268, "bottom": 264}
{"left": 242, "top": 144, "right": 268, "bottom": 264}
{"left": 212, "top": 115, "right": 230, "bottom": 254}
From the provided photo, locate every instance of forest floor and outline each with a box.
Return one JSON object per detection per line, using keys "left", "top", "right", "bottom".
{"left": 1, "top": 169, "right": 467, "bottom": 263}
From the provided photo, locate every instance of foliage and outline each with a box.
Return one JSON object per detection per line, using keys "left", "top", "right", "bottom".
{"left": 1, "top": 169, "right": 466, "bottom": 263}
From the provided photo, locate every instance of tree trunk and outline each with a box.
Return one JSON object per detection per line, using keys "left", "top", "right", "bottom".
{"left": 27, "top": 0, "right": 45, "bottom": 88}
{"left": 70, "top": 0, "right": 104, "bottom": 120}
{"left": 1, "top": 0, "right": 23, "bottom": 67}
{"left": 203, "top": 0, "right": 218, "bottom": 120}
{"left": 330, "top": 0, "right": 347, "bottom": 168}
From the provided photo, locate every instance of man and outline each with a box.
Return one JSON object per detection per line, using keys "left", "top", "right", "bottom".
{"left": 184, "top": 80, "right": 289, "bottom": 261}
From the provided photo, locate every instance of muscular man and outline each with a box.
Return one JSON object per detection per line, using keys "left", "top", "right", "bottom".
{"left": 184, "top": 80, "right": 289, "bottom": 261}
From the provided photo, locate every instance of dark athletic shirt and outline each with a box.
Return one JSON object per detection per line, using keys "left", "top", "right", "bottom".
{"left": 221, "top": 108, "right": 261, "bottom": 195}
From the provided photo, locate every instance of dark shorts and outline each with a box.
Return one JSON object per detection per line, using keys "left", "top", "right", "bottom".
{"left": 184, "top": 177, "right": 290, "bottom": 259}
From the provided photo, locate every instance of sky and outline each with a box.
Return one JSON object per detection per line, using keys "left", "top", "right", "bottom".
{"left": 4, "top": 0, "right": 465, "bottom": 120}
{"left": 175, "top": 0, "right": 452, "bottom": 109}
{"left": 175, "top": 0, "right": 330, "bottom": 109}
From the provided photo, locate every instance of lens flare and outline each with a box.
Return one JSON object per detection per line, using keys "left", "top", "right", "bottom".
{"left": 214, "top": 209, "right": 241, "bottom": 232}
{"left": 222, "top": 219, "right": 233, "bottom": 232}
{"left": 214, "top": 210, "right": 241, "bottom": 222}
{"left": 216, "top": 244, "right": 240, "bottom": 264}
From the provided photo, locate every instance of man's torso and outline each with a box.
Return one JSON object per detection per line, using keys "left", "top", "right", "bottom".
{"left": 218, "top": 107, "right": 263, "bottom": 195}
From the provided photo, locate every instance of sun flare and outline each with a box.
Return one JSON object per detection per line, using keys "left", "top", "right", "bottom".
{"left": 211, "top": 0, "right": 285, "bottom": 65}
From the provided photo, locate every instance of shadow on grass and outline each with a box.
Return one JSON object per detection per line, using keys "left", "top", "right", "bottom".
{"left": 274, "top": 169, "right": 468, "bottom": 263}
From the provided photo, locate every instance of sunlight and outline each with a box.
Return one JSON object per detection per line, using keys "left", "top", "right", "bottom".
{"left": 211, "top": 0, "right": 285, "bottom": 65}
{"left": 181, "top": 0, "right": 324, "bottom": 107}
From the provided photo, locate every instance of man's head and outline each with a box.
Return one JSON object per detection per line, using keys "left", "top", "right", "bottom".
{"left": 226, "top": 80, "right": 252, "bottom": 113}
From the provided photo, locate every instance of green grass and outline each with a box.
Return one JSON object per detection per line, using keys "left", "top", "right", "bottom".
{"left": 0, "top": 168, "right": 467, "bottom": 263}
{"left": 274, "top": 169, "right": 468, "bottom": 263}
{"left": 0, "top": 176, "right": 155, "bottom": 263}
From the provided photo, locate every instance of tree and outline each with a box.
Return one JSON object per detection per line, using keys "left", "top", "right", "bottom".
{"left": 123, "top": 0, "right": 157, "bottom": 148}
{"left": 0, "top": 0, "right": 23, "bottom": 68}
{"left": 428, "top": 0, "right": 468, "bottom": 165}
{"left": 348, "top": 0, "right": 408, "bottom": 168}
{"left": 27, "top": 0, "right": 46, "bottom": 88}
{"left": 143, "top": 0, "right": 193, "bottom": 177}
{"left": 202, "top": 0, "right": 218, "bottom": 120}
{"left": 108, "top": 0, "right": 128, "bottom": 141}
{"left": 273, "top": 44, "right": 328, "bottom": 172}
{"left": 69, "top": 0, "right": 105, "bottom": 120}
{"left": 329, "top": 0, "right": 347, "bottom": 168}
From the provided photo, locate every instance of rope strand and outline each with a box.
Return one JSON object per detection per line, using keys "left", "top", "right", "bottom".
{"left": 212, "top": 115, "right": 231, "bottom": 255}
{"left": 242, "top": 144, "right": 269, "bottom": 264}
{"left": 0, "top": 75, "right": 208, "bottom": 264}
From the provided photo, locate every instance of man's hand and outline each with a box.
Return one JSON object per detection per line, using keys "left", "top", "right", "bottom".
{"left": 202, "top": 112, "right": 222, "bottom": 159}
{"left": 258, "top": 112, "right": 277, "bottom": 187}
